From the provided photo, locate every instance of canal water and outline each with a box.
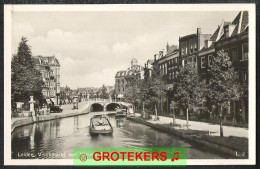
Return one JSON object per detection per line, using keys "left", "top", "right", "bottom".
{"left": 12, "top": 113, "right": 224, "bottom": 159}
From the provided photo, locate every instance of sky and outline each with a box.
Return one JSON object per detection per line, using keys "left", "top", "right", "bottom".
{"left": 11, "top": 11, "right": 239, "bottom": 89}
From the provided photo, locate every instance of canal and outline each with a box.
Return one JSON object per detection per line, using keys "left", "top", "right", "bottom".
{"left": 12, "top": 112, "right": 224, "bottom": 159}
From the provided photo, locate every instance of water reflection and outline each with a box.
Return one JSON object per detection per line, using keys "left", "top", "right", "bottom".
{"left": 12, "top": 113, "right": 224, "bottom": 159}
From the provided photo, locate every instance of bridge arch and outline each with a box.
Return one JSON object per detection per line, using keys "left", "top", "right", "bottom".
{"left": 90, "top": 103, "right": 104, "bottom": 112}
{"left": 105, "top": 102, "right": 129, "bottom": 111}
{"left": 105, "top": 103, "right": 121, "bottom": 111}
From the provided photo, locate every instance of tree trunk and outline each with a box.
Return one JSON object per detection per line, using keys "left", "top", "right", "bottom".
{"left": 186, "top": 108, "right": 189, "bottom": 129}
{"left": 161, "top": 100, "right": 163, "bottom": 115}
{"left": 220, "top": 121, "right": 223, "bottom": 137}
{"left": 155, "top": 104, "right": 158, "bottom": 121}
{"left": 173, "top": 108, "right": 176, "bottom": 125}
{"left": 142, "top": 102, "right": 145, "bottom": 118}
{"left": 220, "top": 106, "right": 224, "bottom": 137}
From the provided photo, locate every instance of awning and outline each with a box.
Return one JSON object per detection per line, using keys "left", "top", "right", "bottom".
{"left": 117, "top": 94, "right": 124, "bottom": 98}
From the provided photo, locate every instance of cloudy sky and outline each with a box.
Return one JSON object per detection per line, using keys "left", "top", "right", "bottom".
{"left": 12, "top": 11, "right": 238, "bottom": 89}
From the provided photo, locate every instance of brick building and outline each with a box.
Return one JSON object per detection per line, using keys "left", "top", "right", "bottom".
{"left": 147, "top": 43, "right": 179, "bottom": 114}
{"left": 179, "top": 28, "right": 212, "bottom": 69}
{"left": 115, "top": 58, "right": 144, "bottom": 101}
{"left": 196, "top": 11, "right": 248, "bottom": 124}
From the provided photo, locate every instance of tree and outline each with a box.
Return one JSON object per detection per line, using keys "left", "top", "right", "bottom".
{"left": 99, "top": 85, "right": 109, "bottom": 99}
{"left": 175, "top": 62, "right": 206, "bottom": 129}
{"left": 207, "top": 50, "right": 242, "bottom": 137}
{"left": 11, "top": 37, "right": 44, "bottom": 108}
{"left": 149, "top": 64, "right": 167, "bottom": 120}
{"left": 139, "top": 79, "right": 151, "bottom": 118}
{"left": 124, "top": 74, "right": 141, "bottom": 113}
{"left": 138, "top": 65, "right": 167, "bottom": 120}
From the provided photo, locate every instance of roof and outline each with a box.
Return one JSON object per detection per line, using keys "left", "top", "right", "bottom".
{"left": 210, "top": 21, "right": 231, "bottom": 43}
{"left": 219, "top": 11, "right": 248, "bottom": 40}
{"left": 116, "top": 71, "right": 127, "bottom": 77}
{"left": 165, "top": 45, "right": 178, "bottom": 57}
{"left": 179, "top": 33, "right": 197, "bottom": 41}
{"left": 147, "top": 60, "right": 153, "bottom": 65}
{"left": 32, "top": 56, "right": 49, "bottom": 66}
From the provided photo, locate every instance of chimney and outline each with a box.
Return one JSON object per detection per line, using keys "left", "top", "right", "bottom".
{"left": 159, "top": 51, "right": 164, "bottom": 58}
{"left": 166, "top": 42, "right": 169, "bottom": 52}
{"left": 154, "top": 54, "right": 157, "bottom": 61}
{"left": 197, "top": 28, "right": 202, "bottom": 35}
{"left": 197, "top": 28, "right": 201, "bottom": 51}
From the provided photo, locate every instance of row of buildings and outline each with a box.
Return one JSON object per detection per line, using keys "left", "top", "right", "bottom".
{"left": 115, "top": 11, "right": 248, "bottom": 124}
{"left": 33, "top": 55, "right": 61, "bottom": 106}
{"left": 60, "top": 86, "right": 115, "bottom": 103}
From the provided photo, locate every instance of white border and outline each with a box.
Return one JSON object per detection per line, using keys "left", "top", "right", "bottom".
{"left": 4, "top": 4, "right": 256, "bottom": 166}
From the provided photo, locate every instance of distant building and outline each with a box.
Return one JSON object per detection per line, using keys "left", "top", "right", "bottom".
{"left": 33, "top": 57, "right": 53, "bottom": 100}
{"left": 144, "top": 59, "right": 153, "bottom": 81}
{"left": 34, "top": 55, "right": 61, "bottom": 105}
{"left": 115, "top": 58, "right": 144, "bottom": 101}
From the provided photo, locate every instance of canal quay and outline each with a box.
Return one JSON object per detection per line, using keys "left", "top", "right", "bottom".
{"left": 12, "top": 110, "right": 224, "bottom": 159}
{"left": 11, "top": 100, "right": 247, "bottom": 160}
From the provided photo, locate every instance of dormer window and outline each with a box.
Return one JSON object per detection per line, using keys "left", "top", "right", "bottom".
{"left": 224, "top": 26, "right": 229, "bottom": 38}
{"left": 224, "top": 24, "right": 236, "bottom": 38}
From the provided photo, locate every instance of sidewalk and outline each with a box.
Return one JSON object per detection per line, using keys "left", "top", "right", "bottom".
{"left": 128, "top": 114, "right": 248, "bottom": 158}
{"left": 11, "top": 100, "right": 90, "bottom": 128}
{"left": 134, "top": 113, "right": 248, "bottom": 138}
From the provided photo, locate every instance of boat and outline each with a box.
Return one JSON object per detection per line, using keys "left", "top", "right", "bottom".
{"left": 115, "top": 108, "right": 127, "bottom": 118}
{"left": 89, "top": 115, "right": 113, "bottom": 135}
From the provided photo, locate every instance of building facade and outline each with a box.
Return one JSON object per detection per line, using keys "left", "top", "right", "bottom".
{"left": 151, "top": 43, "right": 179, "bottom": 114}
{"left": 115, "top": 58, "right": 144, "bottom": 101}
{"left": 197, "top": 11, "right": 248, "bottom": 124}
{"left": 34, "top": 55, "right": 61, "bottom": 105}
{"left": 214, "top": 11, "right": 248, "bottom": 124}
{"left": 179, "top": 28, "right": 212, "bottom": 69}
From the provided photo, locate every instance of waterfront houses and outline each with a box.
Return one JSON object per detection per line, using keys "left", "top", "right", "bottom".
{"left": 34, "top": 55, "right": 61, "bottom": 106}
{"left": 138, "top": 11, "right": 248, "bottom": 125}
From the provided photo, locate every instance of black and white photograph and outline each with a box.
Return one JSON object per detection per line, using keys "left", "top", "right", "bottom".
{"left": 4, "top": 4, "right": 256, "bottom": 166}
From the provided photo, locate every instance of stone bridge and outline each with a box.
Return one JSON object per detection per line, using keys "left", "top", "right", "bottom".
{"left": 87, "top": 101, "right": 131, "bottom": 112}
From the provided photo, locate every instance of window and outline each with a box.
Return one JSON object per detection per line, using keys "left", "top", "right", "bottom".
{"left": 243, "top": 73, "right": 248, "bottom": 84}
{"left": 172, "top": 72, "right": 175, "bottom": 79}
{"left": 242, "top": 43, "right": 248, "bottom": 60}
{"left": 194, "top": 43, "right": 197, "bottom": 51}
{"left": 188, "top": 57, "right": 192, "bottom": 63}
{"left": 193, "top": 57, "right": 197, "bottom": 63}
{"left": 230, "top": 48, "right": 238, "bottom": 61}
{"left": 208, "top": 55, "right": 212, "bottom": 67}
{"left": 169, "top": 73, "right": 171, "bottom": 80}
{"left": 162, "top": 64, "right": 165, "bottom": 75}
{"left": 181, "top": 48, "right": 185, "bottom": 55}
{"left": 201, "top": 57, "right": 206, "bottom": 68}
{"left": 190, "top": 40, "right": 193, "bottom": 53}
